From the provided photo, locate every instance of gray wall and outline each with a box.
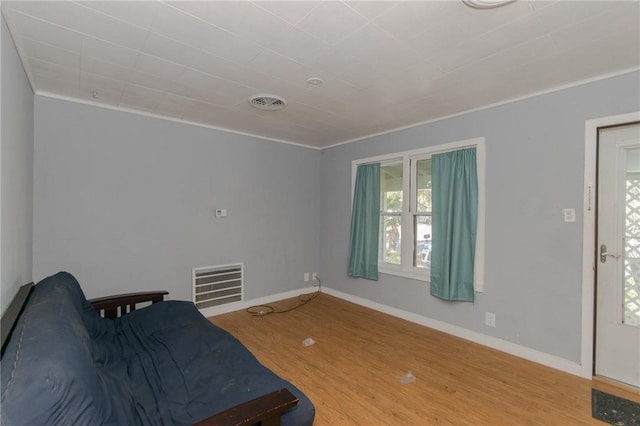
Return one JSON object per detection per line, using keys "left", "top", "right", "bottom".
{"left": 1, "top": 15, "right": 34, "bottom": 315}
{"left": 33, "top": 97, "right": 321, "bottom": 301}
{"left": 320, "top": 71, "right": 640, "bottom": 364}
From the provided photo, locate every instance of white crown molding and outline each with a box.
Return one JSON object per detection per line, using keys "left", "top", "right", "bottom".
{"left": 33, "top": 91, "right": 323, "bottom": 151}
{"left": 323, "top": 68, "right": 640, "bottom": 150}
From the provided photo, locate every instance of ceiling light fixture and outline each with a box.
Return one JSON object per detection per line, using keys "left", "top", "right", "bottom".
{"left": 307, "top": 77, "right": 324, "bottom": 86}
{"left": 249, "top": 94, "right": 287, "bottom": 111}
{"left": 462, "top": 0, "right": 515, "bottom": 9}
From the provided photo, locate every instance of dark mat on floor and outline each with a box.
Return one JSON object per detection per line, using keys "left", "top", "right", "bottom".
{"left": 592, "top": 388, "right": 640, "bottom": 425}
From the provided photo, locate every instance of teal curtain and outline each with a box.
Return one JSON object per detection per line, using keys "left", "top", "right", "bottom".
{"left": 348, "top": 163, "right": 380, "bottom": 280}
{"left": 430, "top": 148, "right": 478, "bottom": 302}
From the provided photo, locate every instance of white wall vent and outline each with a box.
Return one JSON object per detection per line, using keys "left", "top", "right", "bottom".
{"left": 192, "top": 263, "right": 243, "bottom": 310}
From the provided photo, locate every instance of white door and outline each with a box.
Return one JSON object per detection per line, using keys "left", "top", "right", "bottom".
{"left": 596, "top": 122, "right": 640, "bottom": 388}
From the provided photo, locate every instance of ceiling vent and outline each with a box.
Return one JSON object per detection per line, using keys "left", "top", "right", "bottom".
{"left": 249, "top": 94, "right": 287, "bottom": 111}
{"left": 462, "top": 0, "right": 515, "bottom": 8}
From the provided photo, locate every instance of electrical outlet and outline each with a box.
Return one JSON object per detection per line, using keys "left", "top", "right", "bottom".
{"left": 485, "top": 312, "right": 496, "bottom": 328}
{"left": 304, "top": 272, "right": 309, "bottom": 282}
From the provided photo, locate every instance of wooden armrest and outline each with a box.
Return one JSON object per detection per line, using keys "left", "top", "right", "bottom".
{"left": 90, "top": 291, "right": 169, "bottom": 318}
{"left": 193, "top": 388, "right": 299, "bottom": 426}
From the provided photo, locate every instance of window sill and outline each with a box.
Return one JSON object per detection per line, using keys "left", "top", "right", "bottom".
{"left": 379, "top": 267, "right": 485, "bottom": 293}
{"left": 378, "top": 267, "right": 430, "bottom": 282}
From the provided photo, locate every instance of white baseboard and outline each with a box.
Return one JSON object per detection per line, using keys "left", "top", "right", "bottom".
{"left": 201, "top": 285, "right": 588, "bottom": 378}
{"left": 199, "top": 286, "right": 319, "bottom": 318}
{"left": 321, "top": 287, "right": 590, "bottom": 379}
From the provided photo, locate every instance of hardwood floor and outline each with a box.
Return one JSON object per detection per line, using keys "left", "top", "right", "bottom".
{"left": 210, "top": 292, "right": 636, "bottom": 425}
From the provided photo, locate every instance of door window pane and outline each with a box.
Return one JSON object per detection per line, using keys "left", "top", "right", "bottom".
{"left": 624, "top": 149, "right": 640, "bottom": 326}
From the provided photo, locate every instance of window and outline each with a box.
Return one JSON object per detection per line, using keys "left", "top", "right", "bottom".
{"left": 380, "top": 162, "right": 403, "bottom": 265}
{"left": 379, "top": 158, "right": 432, "bottom": 270}
{"left": 414, "top": 158, "right": 432, "bottom": 269}
{"left": 378, "top": 156, "right": 434, "bottom": 278}
{"left": 352, "top": 138, "right": 485, "bottom": 290}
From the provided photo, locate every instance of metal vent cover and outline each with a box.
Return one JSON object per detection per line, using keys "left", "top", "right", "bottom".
{"left": 192, "top": 263, "right": 243, "bottom": 310}
{"left": 249, "top": 94, "right": 287, "bottom": 111}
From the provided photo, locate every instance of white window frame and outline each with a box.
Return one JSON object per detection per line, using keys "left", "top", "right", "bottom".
{"left": 351, "top": 137, "right": 486, "bottom": 292}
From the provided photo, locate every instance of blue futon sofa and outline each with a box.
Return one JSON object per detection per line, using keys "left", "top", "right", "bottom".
{"left": 1, "top": 272, "right": 315, "bottom": 425}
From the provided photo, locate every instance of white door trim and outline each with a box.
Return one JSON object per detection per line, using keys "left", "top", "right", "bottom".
{"left": 582, "top": 111, "right": 640, "bottom": 379}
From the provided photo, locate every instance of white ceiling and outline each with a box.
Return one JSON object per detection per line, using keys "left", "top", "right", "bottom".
{"left": 2, "top": 1, "right": 639, "bottom": 148}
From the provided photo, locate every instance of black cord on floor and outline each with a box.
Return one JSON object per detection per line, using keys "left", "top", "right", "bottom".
{"left": 246, "top": 276, "right": 322, "bottom": 316}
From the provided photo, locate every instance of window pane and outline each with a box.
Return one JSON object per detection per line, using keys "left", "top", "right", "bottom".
{"left": 381, "top": 214, "right": 401, "bottom": 264}
{"left": 381, "top": 163, "right": 403, "bottom": 212}
{"left": 416, "top": 159, "right": 431, "bottom": 213}
{"left": 414, "top": 215, "right": 432, "bottom": 268}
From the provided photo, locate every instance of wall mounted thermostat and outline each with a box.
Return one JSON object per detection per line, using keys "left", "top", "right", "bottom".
{"left": 215, "top": 209, "right": 227, "bottom": 218}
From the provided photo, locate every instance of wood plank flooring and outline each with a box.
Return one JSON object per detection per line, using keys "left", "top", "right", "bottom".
{"left": 210, "top": 292, "right": 638, "bottom": 425}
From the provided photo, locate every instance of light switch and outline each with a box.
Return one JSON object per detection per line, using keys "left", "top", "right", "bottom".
{"left": 563, "top": 208, "right": 575, "bottom": 222}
